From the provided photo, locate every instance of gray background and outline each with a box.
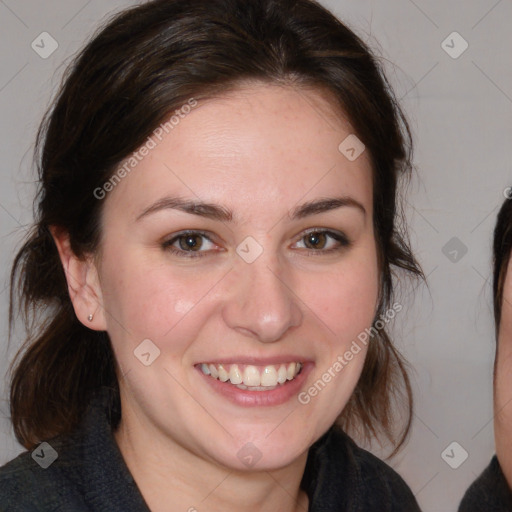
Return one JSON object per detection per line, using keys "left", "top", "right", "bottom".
{"left": 0, "top": 1, "right": 510, "bottom": 511}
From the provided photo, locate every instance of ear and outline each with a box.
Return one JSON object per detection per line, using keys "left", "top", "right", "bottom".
{"left": 50, "top": 226, "right": 107, "bottom": 331}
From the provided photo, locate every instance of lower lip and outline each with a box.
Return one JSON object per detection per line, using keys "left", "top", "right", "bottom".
{"left": 197, "top": 364, "right": 312, "bottom": 407}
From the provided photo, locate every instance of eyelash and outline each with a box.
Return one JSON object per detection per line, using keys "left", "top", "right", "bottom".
{"left": 161, "top": 229, "right": 351, "bottom": 259}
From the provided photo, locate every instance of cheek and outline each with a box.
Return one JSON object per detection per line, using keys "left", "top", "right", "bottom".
{"left": 99, "top": 253, "right": 223, "bottom": 350}
{"left": 298, "top": 255, "right": 379, "bottom": 342}
{"left": 497, "top": 313, "right": 512, "bottom": 398}
{"left": 497, "top": 268, "right": 512, "bottom": 388}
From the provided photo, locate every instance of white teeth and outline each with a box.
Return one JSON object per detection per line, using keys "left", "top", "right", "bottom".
{"left": 217, "top": 364, "right": 229, "bottom": 382}
{"left": 229, "top": 364, "right": 243, "bottom": 385}
{"left": 200, "top": 362, "right": 303, "bottom": 389}
{"left": 277, "top": 365, "right": 287, "bottom": 384}
{"left": 243, "top": 365, "right": 261, "bottom": 387}
{"left": 260, "top": 366, "right": 278, "bottom": 387}
{"left": 286, "top": 363, "right": 296, "bottom": 380}
{"left": 208, "top": 364, "right": 219, "bottom": 379}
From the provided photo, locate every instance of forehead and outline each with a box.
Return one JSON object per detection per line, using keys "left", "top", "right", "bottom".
{"left": 102, "top": 83, "right": 374, "bottom": 223}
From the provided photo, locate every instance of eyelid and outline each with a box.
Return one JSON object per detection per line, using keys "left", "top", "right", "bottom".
{"left": 162, "top": 229, "right": 213, "bottom": 244}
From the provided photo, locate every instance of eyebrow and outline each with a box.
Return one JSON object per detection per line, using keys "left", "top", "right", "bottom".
{"left": 135, "top": 195, "right": 366, "bottom": 222}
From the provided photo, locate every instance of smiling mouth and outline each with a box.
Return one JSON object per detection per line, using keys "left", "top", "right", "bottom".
{"left": 199, "top": 362, "right": 303, "bottom": 390}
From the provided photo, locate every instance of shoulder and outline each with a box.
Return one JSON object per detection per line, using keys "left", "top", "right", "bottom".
{"left": 0, "top": 450, "right": 41, "bottom": 510}
{"left": 459, "top": 456, "right": 512, "bottom": 511}
{"left": 308, "top": 427, "right": 421, "bottom": 511}
{"left": 0, "top": 387, "right": 145, "bottom": 512}
{"left": 345, "top": 432, "right": 420, "bottom": 511}
{"left": 0, "top": 435, "right": 86, "bottom": 511}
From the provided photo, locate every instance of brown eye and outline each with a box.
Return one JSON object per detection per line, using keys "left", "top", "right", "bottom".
{"left": 294, "top": 230, "right": 350, "bottom": 253}
{"left": 162, "top": 231, "right": 218, "bottom": 258}
{"left": 304, "top": 232, "right": 327, "bottom": 249}
{"left": 178, "top": 234, "right": 204, "bottom": 251}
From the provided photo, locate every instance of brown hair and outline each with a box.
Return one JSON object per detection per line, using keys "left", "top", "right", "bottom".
{"left": 493, "top": 193, "right": 512, "bottom": 334}
{"left": 9, "top": 0, "right": 422, "bottom": 452}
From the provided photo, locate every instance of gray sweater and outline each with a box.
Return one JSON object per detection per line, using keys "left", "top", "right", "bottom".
{"left": 0, "top": 387, "right": 421, "bottom": 511}
{"left": 458, "top": 456, "right": 512, "bottom": 511}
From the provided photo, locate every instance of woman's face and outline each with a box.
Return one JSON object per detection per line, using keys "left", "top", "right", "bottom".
{"left": 495, "top": 255, "right": 512, "bottom": 482}
{"left": 93, "top": 83, "right": 379, "bottom": 470}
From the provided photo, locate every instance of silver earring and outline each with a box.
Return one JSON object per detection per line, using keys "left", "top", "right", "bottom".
{"left": 87, "top": 313, "right": 94, "bottom": 322}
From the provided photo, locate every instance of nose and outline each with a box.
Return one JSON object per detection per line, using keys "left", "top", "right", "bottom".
{"left": 221, "top": 255, "right": 303, "bottom": 343}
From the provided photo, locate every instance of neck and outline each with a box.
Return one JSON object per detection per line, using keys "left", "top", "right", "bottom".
{"left": 114, "top": 405, "right": 310, "bottom": 512}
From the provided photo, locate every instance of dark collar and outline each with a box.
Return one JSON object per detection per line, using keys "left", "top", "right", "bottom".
{"left": 59, "top": 386, "right": 151, "bottom": 511}
{"left": 302, "top": 424, "right": 362, "bottom": 511}
{"left": 62, "top": 387, "right": 360, "bottom": 511}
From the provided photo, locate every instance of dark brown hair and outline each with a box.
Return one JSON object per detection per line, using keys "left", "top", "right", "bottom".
{"left": 9, "top": 0, "right": 422, "bottom": 452}
{"left": 493, "top": 193, "right": 512, "bottom": 333}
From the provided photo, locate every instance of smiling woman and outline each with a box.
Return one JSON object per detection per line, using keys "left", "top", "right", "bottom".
{"left": 0, "top": 0, "right": 423, "bottom": 511}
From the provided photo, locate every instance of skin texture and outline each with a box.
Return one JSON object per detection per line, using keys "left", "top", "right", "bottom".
{"left": 495, "top": 257, "right": 512, "bottom": 487}
{"left": 53, "top": 83, "right": 379, "bottom": 512}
